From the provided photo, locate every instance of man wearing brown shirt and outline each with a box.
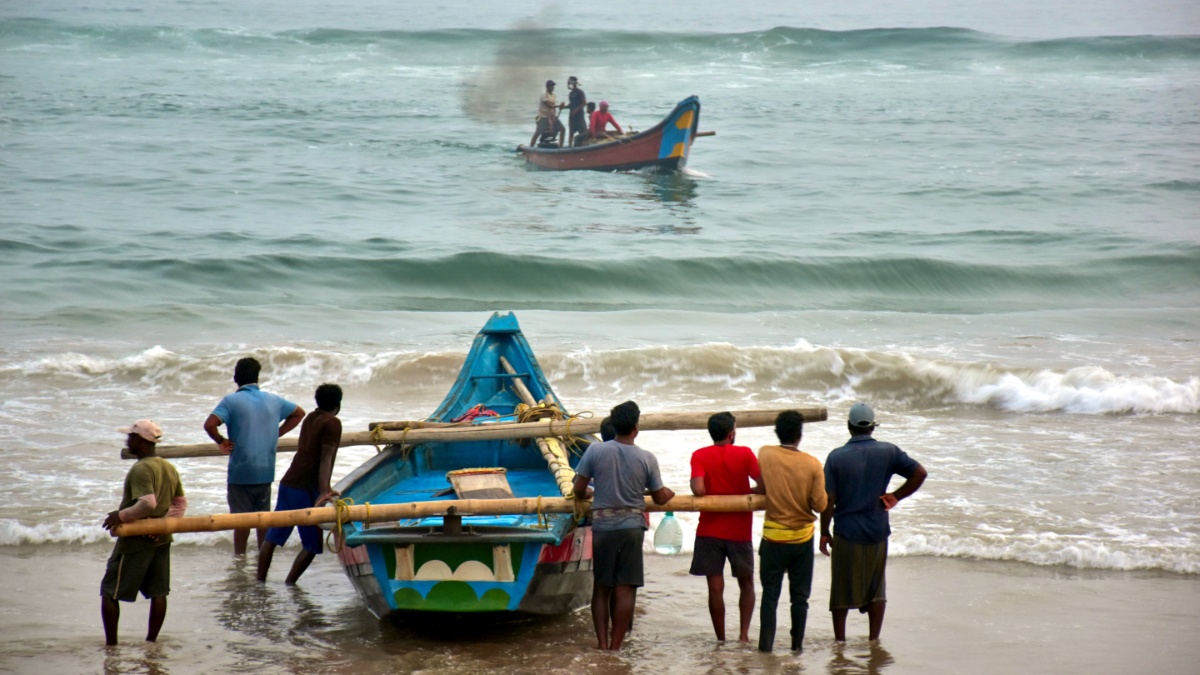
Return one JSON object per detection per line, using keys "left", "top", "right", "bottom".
{"left": 756, "top": 410, "right": 828, "bottom": 652}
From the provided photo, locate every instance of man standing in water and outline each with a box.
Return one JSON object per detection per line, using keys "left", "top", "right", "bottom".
{"left": 573, "top": 400, "right": 675, "bottom": 650}
{"left": 689, "top": 412, "right": 762, "bottom": 643}
{"left": 565, "top": 75, "right": 587, "bottom": 146}
{"left": 101, "top": 420, "right": 187, "bottom": 645}
{"left": 204, "top": 357, "right": 304, "bottom": 555}
{"left": 820, "top": 403, "right": 926, "bottom": 642}
{"left": 257, "top": 383, "right": 343, "bottom": 585}
{"left": 757, "top": 410, "right": 827, "bottom": 652}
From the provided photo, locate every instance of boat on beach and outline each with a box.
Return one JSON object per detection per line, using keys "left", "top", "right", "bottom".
{"left": 518, "top": 96, "right": 705, "bottom": 172}
{"left": 331, "top": 312, "right": 595, "bottom": 618}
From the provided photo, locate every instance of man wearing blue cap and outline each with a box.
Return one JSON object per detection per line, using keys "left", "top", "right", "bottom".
{"left": 819, "top": 403, "right": 926, "bottom": 642}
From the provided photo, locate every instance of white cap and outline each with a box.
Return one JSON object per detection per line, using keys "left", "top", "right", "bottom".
{"left": 119, "top": 419, "right": 163, "bottom": 443}
{"left": 848, "top": 403, "right": 877, "bottom": 428}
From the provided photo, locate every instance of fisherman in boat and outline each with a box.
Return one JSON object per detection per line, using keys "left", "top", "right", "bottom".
{"left": 530, "top": 79, "right": 566, "bottom": 148}
{"left": 573, "top": 400, "right": 676, "bottom": 650}
{"left": 566, "top": 76, "right": 588, "bottom": 147}
{"left": 589, "top": 100, "right": 623, "bottom": 141}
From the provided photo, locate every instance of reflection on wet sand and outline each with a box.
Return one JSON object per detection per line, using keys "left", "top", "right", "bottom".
{"left": 828, "top": 641, "right": 895, "bottom": 675}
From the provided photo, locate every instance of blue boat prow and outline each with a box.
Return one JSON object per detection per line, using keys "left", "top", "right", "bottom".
{"left": 333, "top": 313, "right": 594, "bottom": 618}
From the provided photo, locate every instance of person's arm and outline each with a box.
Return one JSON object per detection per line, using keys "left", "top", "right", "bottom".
{"left": 612, "top": 119, "right": 623, "bottom": 135}
{"left": 167, "top": 495, "right": 188, "bottom": 519}
{"left": 649, "top": 485, "right": 675, "bottom": 505}
{"left": 881, "top": 463, "right": 927, "bottom": 510}
{"left": 204, "top": 414, "right": 233, "bottom": 454}
{"left": 572, "top": 473, "right": 593, "bottom": 500}
{"left": 279, "top": 406, "right": 304, "bottom": 437}
{"left": 819, "top": 497, "right": 835, "bottom": 556}
{"left": 316, "top": 441, "right": 340, "bottom": 505}
{"left": 751, "top": 475, "right": 765, "bottom": 495}
{"left": 690, "top": 477, "right": 706, "bottom": 496}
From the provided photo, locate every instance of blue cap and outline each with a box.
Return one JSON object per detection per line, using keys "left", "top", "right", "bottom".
{"left": 848, "top": 403, "right": 877, "bottom": 428}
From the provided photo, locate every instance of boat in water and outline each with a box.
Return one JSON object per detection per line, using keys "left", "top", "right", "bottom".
{"left": 331, "top": 312, "right": 595, "bottom": 618}
{"left": 518, "top": 96, "right": 705, "bottom": 172}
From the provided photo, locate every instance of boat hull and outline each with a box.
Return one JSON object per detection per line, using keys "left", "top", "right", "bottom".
{"left": 519, "top": 96, "right": 701, "bottom": 172}
{"left": 332, "top": 313, "right": 596, "bottom": 619}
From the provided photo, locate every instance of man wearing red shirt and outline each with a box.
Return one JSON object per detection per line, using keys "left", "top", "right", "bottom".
{"left": 589, "top": 100, "right": 623, "bottom": 140}
{"left": 689, "top": 412, "right": 763, "bottom": 642}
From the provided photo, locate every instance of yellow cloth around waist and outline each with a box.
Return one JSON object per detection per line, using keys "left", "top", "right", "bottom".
{"left": 762, "top": 519, "right": 815, "bottom": 544}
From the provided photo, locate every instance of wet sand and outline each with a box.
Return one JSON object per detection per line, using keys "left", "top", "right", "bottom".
{"left": 2, "top": 543, "right": 1197, "bottom": 674}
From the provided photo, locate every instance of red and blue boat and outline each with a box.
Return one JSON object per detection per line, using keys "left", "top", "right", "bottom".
{"left": 332, "top": 313, "right": 595, "bottom": 618}
{"left": 519, "top": 96, "right": 704, "bottom": 172}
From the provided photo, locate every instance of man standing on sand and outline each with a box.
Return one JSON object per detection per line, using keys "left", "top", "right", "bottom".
{"left": 820, "top": 403, "right": 926, "bottom": 642}
{"left": 689, "top": 411, "right": 762, "bottom": 643}
{"left": 757, "top": 410, "right": 827, "bottom": 652}
{"left": 257, "top": 383, "right": 343, "bottom": 585}
{"left": 573, "top": 400, "right": 675, "bottom": 651}
{"left": 101, "top": 420, "right": 187, "bottom": 645}
{"left": 204, "top": 357, "right": 304, "bottom": 555}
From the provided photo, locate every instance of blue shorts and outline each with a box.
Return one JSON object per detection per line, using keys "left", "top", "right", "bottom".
{"left": 264, "top": 484, "right": 323, "bottom": 554}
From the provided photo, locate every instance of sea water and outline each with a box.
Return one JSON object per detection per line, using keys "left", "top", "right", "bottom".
{"left": 1, "top": 0, "right": 1199, "bottom": 669}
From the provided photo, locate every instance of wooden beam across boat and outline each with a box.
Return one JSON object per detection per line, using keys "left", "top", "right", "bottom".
{"left": 110, "top": 494, "right": 765, "bottom": 538}
{"left": 127, "top": 407, "right": 827, "bottom": 459}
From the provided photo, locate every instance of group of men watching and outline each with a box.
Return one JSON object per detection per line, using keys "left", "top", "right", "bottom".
{"left": 101, "top": 359, "right": 926, "bottom": 653}
{"left": 573, "top": 401, "right": 926, "bottom": 652}
{"left": 101, "top": 357, "right": 342, "bottom": 644}
{"left": 530, "top": 76, "right": 624, "bottom": 148}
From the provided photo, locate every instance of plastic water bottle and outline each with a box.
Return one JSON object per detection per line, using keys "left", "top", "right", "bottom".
{"left": 653, "top": 512, "right": 683, "bottom": 555}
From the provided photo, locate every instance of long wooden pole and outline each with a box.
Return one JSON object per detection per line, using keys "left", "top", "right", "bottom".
{"left": 133, "top": 407, "right": 827, "bottom": 459}
{"left": 111, "top": 494, "right": 765, "bottom": 537}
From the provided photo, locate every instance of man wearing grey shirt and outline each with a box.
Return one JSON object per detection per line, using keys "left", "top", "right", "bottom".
{"left": 573, "top": 400, "right": 675, "bottom": 650}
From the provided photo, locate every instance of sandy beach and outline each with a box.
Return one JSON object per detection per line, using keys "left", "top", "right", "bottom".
{"left": 3, "top": 543, "right": 1196, "bottom": 674}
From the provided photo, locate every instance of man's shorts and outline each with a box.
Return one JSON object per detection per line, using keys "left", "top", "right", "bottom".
{"left": 592, "top": 528, "right": 645, "bottom": 588}
{"left": 265, "top": 484, "right": 324, "bottom": 554}
{"left": 100, "top": 544, "right": 171, "bottom": 602}
{"left": 227, "top": 482, "right": 271, "bottom": 514}
{"left": 829, "top": 535, "right": 888, "bottom": 611}
{"left": 689, "top": 536, "right": 755, "bottom": 578}
{"left": 535, "top": 116, "right": 564, "bottom": 136}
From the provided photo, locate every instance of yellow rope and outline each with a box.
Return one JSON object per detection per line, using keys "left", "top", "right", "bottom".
{"left": 536, "top": 496, "right": 547, "bottom": 530}
{"left": 370, "top": 426, "right": 386, "bottom": 453}
{"left": 326, "top": 497, "right": 355, "bottom": 553}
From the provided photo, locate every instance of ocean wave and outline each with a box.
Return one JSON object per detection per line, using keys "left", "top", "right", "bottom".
{"left": 892, "top": 532, "right": 1200, "bottom": 575}
{"left": 6, "top": 342, "right": 1197, "bottom": 415}
{"left": 0, "top": 519, "right": 227, "bottom": 547}
{"left": 6, "top": 19, "right": 1198, "bottom": 66}
{"left": 6, "top": 248, "right": 1200, "bottom": 316}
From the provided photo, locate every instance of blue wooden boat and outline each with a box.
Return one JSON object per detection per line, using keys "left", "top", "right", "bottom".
{"left": 332, "top": 313, "right": 595, "bottom": 619}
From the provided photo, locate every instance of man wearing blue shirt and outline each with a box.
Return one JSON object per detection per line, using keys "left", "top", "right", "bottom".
{"left": 819, "top": 403, "right": 926, "bottom": 642}
{"left": 204, "top": 357, "right": 304, "bottom": 555}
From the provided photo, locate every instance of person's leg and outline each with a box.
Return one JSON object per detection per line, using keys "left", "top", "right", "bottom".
{"left": 609, "top": 585, "right": 636, "bottom": 650}
{"left": 705, "top": 575, "right": 726, "bottom": 640}
{"left": 832, "top": 608, "right": 849, "bottom": 642}
{"left": 758, "top": 540, "right": 784, "bottom": 652}
{"left": 787, "top": 540, "right": 814, "bottom": 650}
{"left": 101, "top": 595, "right": 120, "bottom": 645}
{"left": 736, "top": 574, "right": 755, "bottom": 643}
{"left": 867, "top": 600, "right": 887, "bottom": 640}
{"left": 256, "top": 541, "right": 277, "bottom": 582}
{"left": 285, "top": 549, "right": 317, "bottom": 585}
{"left": 254, "top": 527, "right": 267, "bottom": 551}
{"left": 146, "top": 596, "right": 167, "bottom": 642}
{"left": 591, "top": 583, "right": 612, "bottom": 650}
{"left": 233, "top": 528, "right": 251, "bottom": 555}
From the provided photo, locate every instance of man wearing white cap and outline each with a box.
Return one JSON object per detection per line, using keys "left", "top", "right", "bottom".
{"left": 101, "top": 420, "right": 187, "bottom": 645}
{"left": 819, "top": 403, "right": 926, "bottom": 642}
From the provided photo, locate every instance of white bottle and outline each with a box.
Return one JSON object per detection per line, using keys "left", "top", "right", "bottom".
{"left": 653, "top": 511, "right": 683, "bottom": 555}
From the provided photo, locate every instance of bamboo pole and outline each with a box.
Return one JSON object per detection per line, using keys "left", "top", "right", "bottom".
{"left": 498, "top": 355, "right": 576, "bottom": 499}
{"left": 111, "top": 494, "right": 765, "bottom": 538}
{"left": 136, "top": 407, "right": 827, "bottom": 460}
